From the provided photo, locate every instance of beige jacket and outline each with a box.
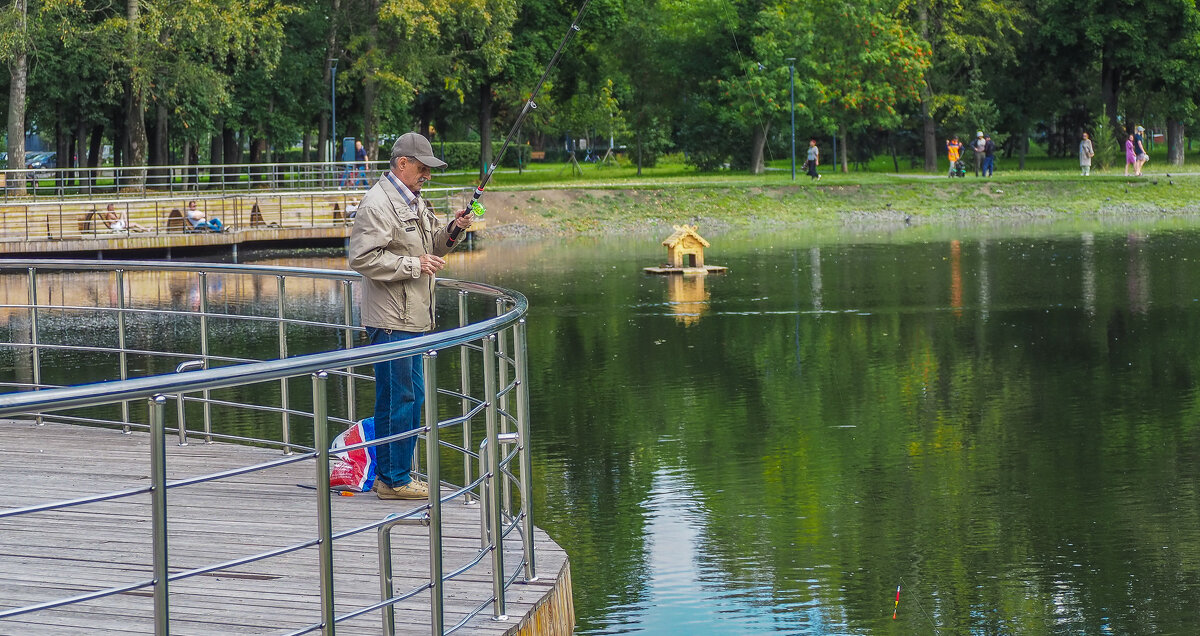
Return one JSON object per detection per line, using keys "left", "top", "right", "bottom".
{"left": 348, "top": 174, "right": 457, "bottom": 332}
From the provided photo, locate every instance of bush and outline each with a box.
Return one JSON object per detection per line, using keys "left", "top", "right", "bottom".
{"left": 1090, "top": 115, "right": 1120, "bottom": 172}
{"left": 676, "top": 101, "right": 740, "bottom": 171}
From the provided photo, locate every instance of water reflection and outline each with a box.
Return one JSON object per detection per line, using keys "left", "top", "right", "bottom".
{"left": 664, "top": 275, "right": 710, "bottom": 325}
{"left": 13, "top": 224, "right": 1200, "bottom": 635}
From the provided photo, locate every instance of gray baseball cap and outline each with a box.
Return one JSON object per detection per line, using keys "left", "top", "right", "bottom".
{"left": 390, "top": 132, "right": 447, "bottom": 169}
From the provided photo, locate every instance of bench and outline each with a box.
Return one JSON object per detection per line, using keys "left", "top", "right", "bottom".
{"left": 530, "top": 151, "right": 546, "bottom": 161}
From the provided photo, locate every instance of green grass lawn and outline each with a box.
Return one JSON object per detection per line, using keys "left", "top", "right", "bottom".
{"left": 434, "top": 142, "right": 1200, "bottom": 191}
{"left": 430, "top": 143, "right": 1200, "bottom": 230}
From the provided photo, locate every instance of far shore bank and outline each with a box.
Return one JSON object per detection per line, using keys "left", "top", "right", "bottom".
{"left": 475, "top": 175, "right": 1200, "bottom": 240}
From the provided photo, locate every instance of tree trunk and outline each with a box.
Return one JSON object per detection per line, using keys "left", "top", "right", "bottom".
{"left": 6, "top": 0, "right": 28, "bottom": 196}
{"left": 209, "top": 124, "right": 223, "bottom": 187}
{"left": 1100, "top": 53, "right": 1121, "bottom": 137}
{"left": 222, "top": 127, "right": 238, "bottom": 186}
{"left": 54, "top": 117, "right": 69, "bottom": 194}
{"left": 250, "top": 135, "right": 266, "bottom": 185}
{"left": 113, "top": 104, "right": 126, "bottom": 169}
{"left": 479, "top": 82, "right": 493, "bottom": 179}
{"left": 125, "top": 0, "right": 148, "bottom": 190}
{"left": 75, "top": 119, "right": 87, "bottom": 189}
{"left": 188, "top": 143, "right": 199, "bottom": 187}
{"left": 839, "top": 126, "right": 848, "bottom": 173}
{"left": 87, "top": 125, "right": 102, "bottom": 168}
{"left": 1167, "top": 120, "right": 1185, "bottom": 166}
{"left": 1018, "top": 128, "right": 1028, "bottom": 170}
{"left": 302, "top": 131, "right": 311, "bottom": 163}
{"left": 918, "top": 5, "right": 937, "bottom": 172}
{"left": 749, "top": 123, "right": 768, "bottom": 174}
{"left": 636, "top": 130, "right": 643, "bottom": 177}
{"left": 150, "top": 100, "right": 169, "bottom": 187}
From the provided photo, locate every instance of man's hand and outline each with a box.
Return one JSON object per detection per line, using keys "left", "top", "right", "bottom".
{"left": 453, "top": 207, "right": 474, "bottom": 230}
{"left": 418, "top": 254, "right": 446, "bottom": 276}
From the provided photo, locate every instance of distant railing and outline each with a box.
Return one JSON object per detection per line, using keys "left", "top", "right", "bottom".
{"left": 0, "top": 187, "right": 475, "bottom": 243}
{"left": 0, "top": 160, "right": 407, "bottom": 199}
{"left": 0, "top": 260, "right": 535, "bottom": 635}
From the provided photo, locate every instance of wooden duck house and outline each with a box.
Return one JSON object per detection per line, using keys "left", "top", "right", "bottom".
{"left": 644, "top": 225, "right": 728, "bottom": 275}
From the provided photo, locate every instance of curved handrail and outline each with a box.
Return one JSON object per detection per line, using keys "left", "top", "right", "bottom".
{"left": 0, "top": 260, "right": 526, "bottom": 417}
{"left": 0, "top": 259, "right": 538, "bottom": 634}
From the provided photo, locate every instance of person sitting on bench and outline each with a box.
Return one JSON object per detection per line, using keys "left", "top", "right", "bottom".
{"left": 104, "top": 203, "right": 148, "bottom": 233}
{"left": 186, "top": 200, "right": 223, "bottom": 232}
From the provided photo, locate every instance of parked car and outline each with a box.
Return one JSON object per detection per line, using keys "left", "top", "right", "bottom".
{"left": 26, "top": 151, "right": 56, "bottom": 180}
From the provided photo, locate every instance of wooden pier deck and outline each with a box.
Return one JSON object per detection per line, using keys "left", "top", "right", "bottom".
{"left": 0, "top": 419, "right": 572, "bottom": 635}
{"left": 0, "top": 191, "right": 482, "bottom": 257}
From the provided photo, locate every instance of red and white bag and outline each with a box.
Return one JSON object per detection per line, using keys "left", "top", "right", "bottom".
{"left": 329, "top": 417, "right": 376, "bottom": 492}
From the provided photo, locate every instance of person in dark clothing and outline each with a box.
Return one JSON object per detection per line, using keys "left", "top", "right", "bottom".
{"left": 982, "top": 134, "right": 995, "bottom": 177}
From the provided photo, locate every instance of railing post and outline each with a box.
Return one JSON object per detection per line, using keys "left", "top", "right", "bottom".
{"left": 458, "top": 290, "right": 474, "bottom": 503}
{"left": 423, "top": 351, "right": 444, "bottom": 635}
{"left": 198, "top": 272, "right": 213, "bottom": 443}
{"left": 514, "top": 318, "right": 536, "bottom": 581}
{"left": 482, "top": 335, "right": 506, "bottom": 620}
{"left": 278, "top": 276, "right": 292, "bottom": 454}
{"left": 313, "top": 371, "right": 336, "bottom": 635}
{"left": 27, "top": 268, "right": 42, "bottom": 425}
{"left": 495, "top": 300, "right": 511, "bottom": 513}
{"left": 149, "top": 394, "right": 170, "bottom": 636}
{"left": 342, "top": 280, "right": 357, "bottom": 424}
{"left": 116, "top": 269, "right": 131, "bottom": 433}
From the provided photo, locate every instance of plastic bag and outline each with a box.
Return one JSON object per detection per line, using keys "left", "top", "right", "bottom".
{"left": 329, "top": 417, "right": 376, "bottom": 492}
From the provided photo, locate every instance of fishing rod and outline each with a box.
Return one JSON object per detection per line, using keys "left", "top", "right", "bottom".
{"left": 447, "top": 0, "right": 593, "bottom": 246}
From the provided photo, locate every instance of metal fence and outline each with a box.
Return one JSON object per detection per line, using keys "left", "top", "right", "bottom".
{"left": 0, "top": 160, "right": 407, "bottom": 199}
{"left": 0, "top": 260, "right": 536, "bottom": 635}
{"left": 0, "top": 187, "right": 475, "bottom": 243}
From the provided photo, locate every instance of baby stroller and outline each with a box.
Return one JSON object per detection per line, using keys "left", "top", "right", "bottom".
{"left": 949, "top": 158, "right": 967, "bottom": 178}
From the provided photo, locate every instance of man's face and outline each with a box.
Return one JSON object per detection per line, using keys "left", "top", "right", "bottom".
{"left": 394, "top": 156, "right": 431, "bottom": 193}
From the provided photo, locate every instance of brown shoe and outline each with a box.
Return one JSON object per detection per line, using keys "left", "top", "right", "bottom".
{"left": 374, "top": 479, "right": 429, "bottom": 500}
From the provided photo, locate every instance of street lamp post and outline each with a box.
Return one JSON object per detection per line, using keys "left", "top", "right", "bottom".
{"left": 786, "top": 58, "right": 796, "bottom": 180}
{"left": 330, "top": 59, "right": 338, "bottom": 164}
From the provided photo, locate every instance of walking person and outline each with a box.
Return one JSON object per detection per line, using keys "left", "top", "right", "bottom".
{"left": 354, "top": 140, "right": 370, "bottom": 187}
{"left": 1133, "top": 125, "right": 1149, "bottom": 176}
{"left": 806, "top": 138, "right": 821, "bottom": 180}
{"left": 348, "top": 132, "right": 474, "bottom": 500}
{"left": 982, "top": 134, "right": 996, "bottom": 177}
{"left": 972, "top": 131, "right": 986, "bottom": 176}
{"left": 1124, "top": 134, "right": 1136, "bottom": 177}
{"left": 1079, "top": 132, "right": 1095, "bottom": 176}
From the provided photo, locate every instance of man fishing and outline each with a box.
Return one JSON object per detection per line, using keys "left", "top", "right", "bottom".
{"left": 348, "top": 132, "right": 473, "bottom": 500}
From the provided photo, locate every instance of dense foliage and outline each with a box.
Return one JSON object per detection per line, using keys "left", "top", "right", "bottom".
{"left": 2, "top": 0, "right": 1197, "bottom": 181}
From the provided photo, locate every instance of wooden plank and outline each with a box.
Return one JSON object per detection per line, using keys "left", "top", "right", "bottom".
{"left": 0, "top": 420, "right": 570, "bottom": 635}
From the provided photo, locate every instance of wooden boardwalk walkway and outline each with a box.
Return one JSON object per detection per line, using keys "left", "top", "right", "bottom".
{"left": 0, "top": 190, "right": 481, "bottom": 257}
{"left": 0, "top": 420, "right": 571, "bottom": 635}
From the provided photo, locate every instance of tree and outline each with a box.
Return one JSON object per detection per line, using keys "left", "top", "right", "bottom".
{"left": 809, "top": 1, "right": 930, "bottom": 173}
{"left": 899, "top": 0, "right": 1024, "bottom": 172}
{"left": 5, "top": 0, "right": 30, "bottom": 195}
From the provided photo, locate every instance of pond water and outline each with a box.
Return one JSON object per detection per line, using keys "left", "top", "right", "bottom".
{"left": 442, "top": 223, "right": 1200, "bottom": 636}
{"left": 21, "top": 218, "right": 1200, "bottom": 635}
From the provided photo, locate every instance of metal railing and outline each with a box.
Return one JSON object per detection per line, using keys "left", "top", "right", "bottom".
{"left": 0, "top": 260, "right": 537, "bottom": 635}
{"left": 0, "top": 187, "right": 475, "bottom": 243}
{"left": 1, "top": 160, "right": 402, "bottom": 199}
{"left": 0, "top": 159, "right": 500, "bottom": 200}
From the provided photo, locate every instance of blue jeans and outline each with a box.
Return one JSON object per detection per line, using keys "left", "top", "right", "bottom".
{"left": 982, "top": 156, "right": 994, "bottom": 176}
{"left": 368, "top": 327, "right": 424, "bottom": 487}
{"left": 190, "top": 218, "right": 223, "bottom": 232}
